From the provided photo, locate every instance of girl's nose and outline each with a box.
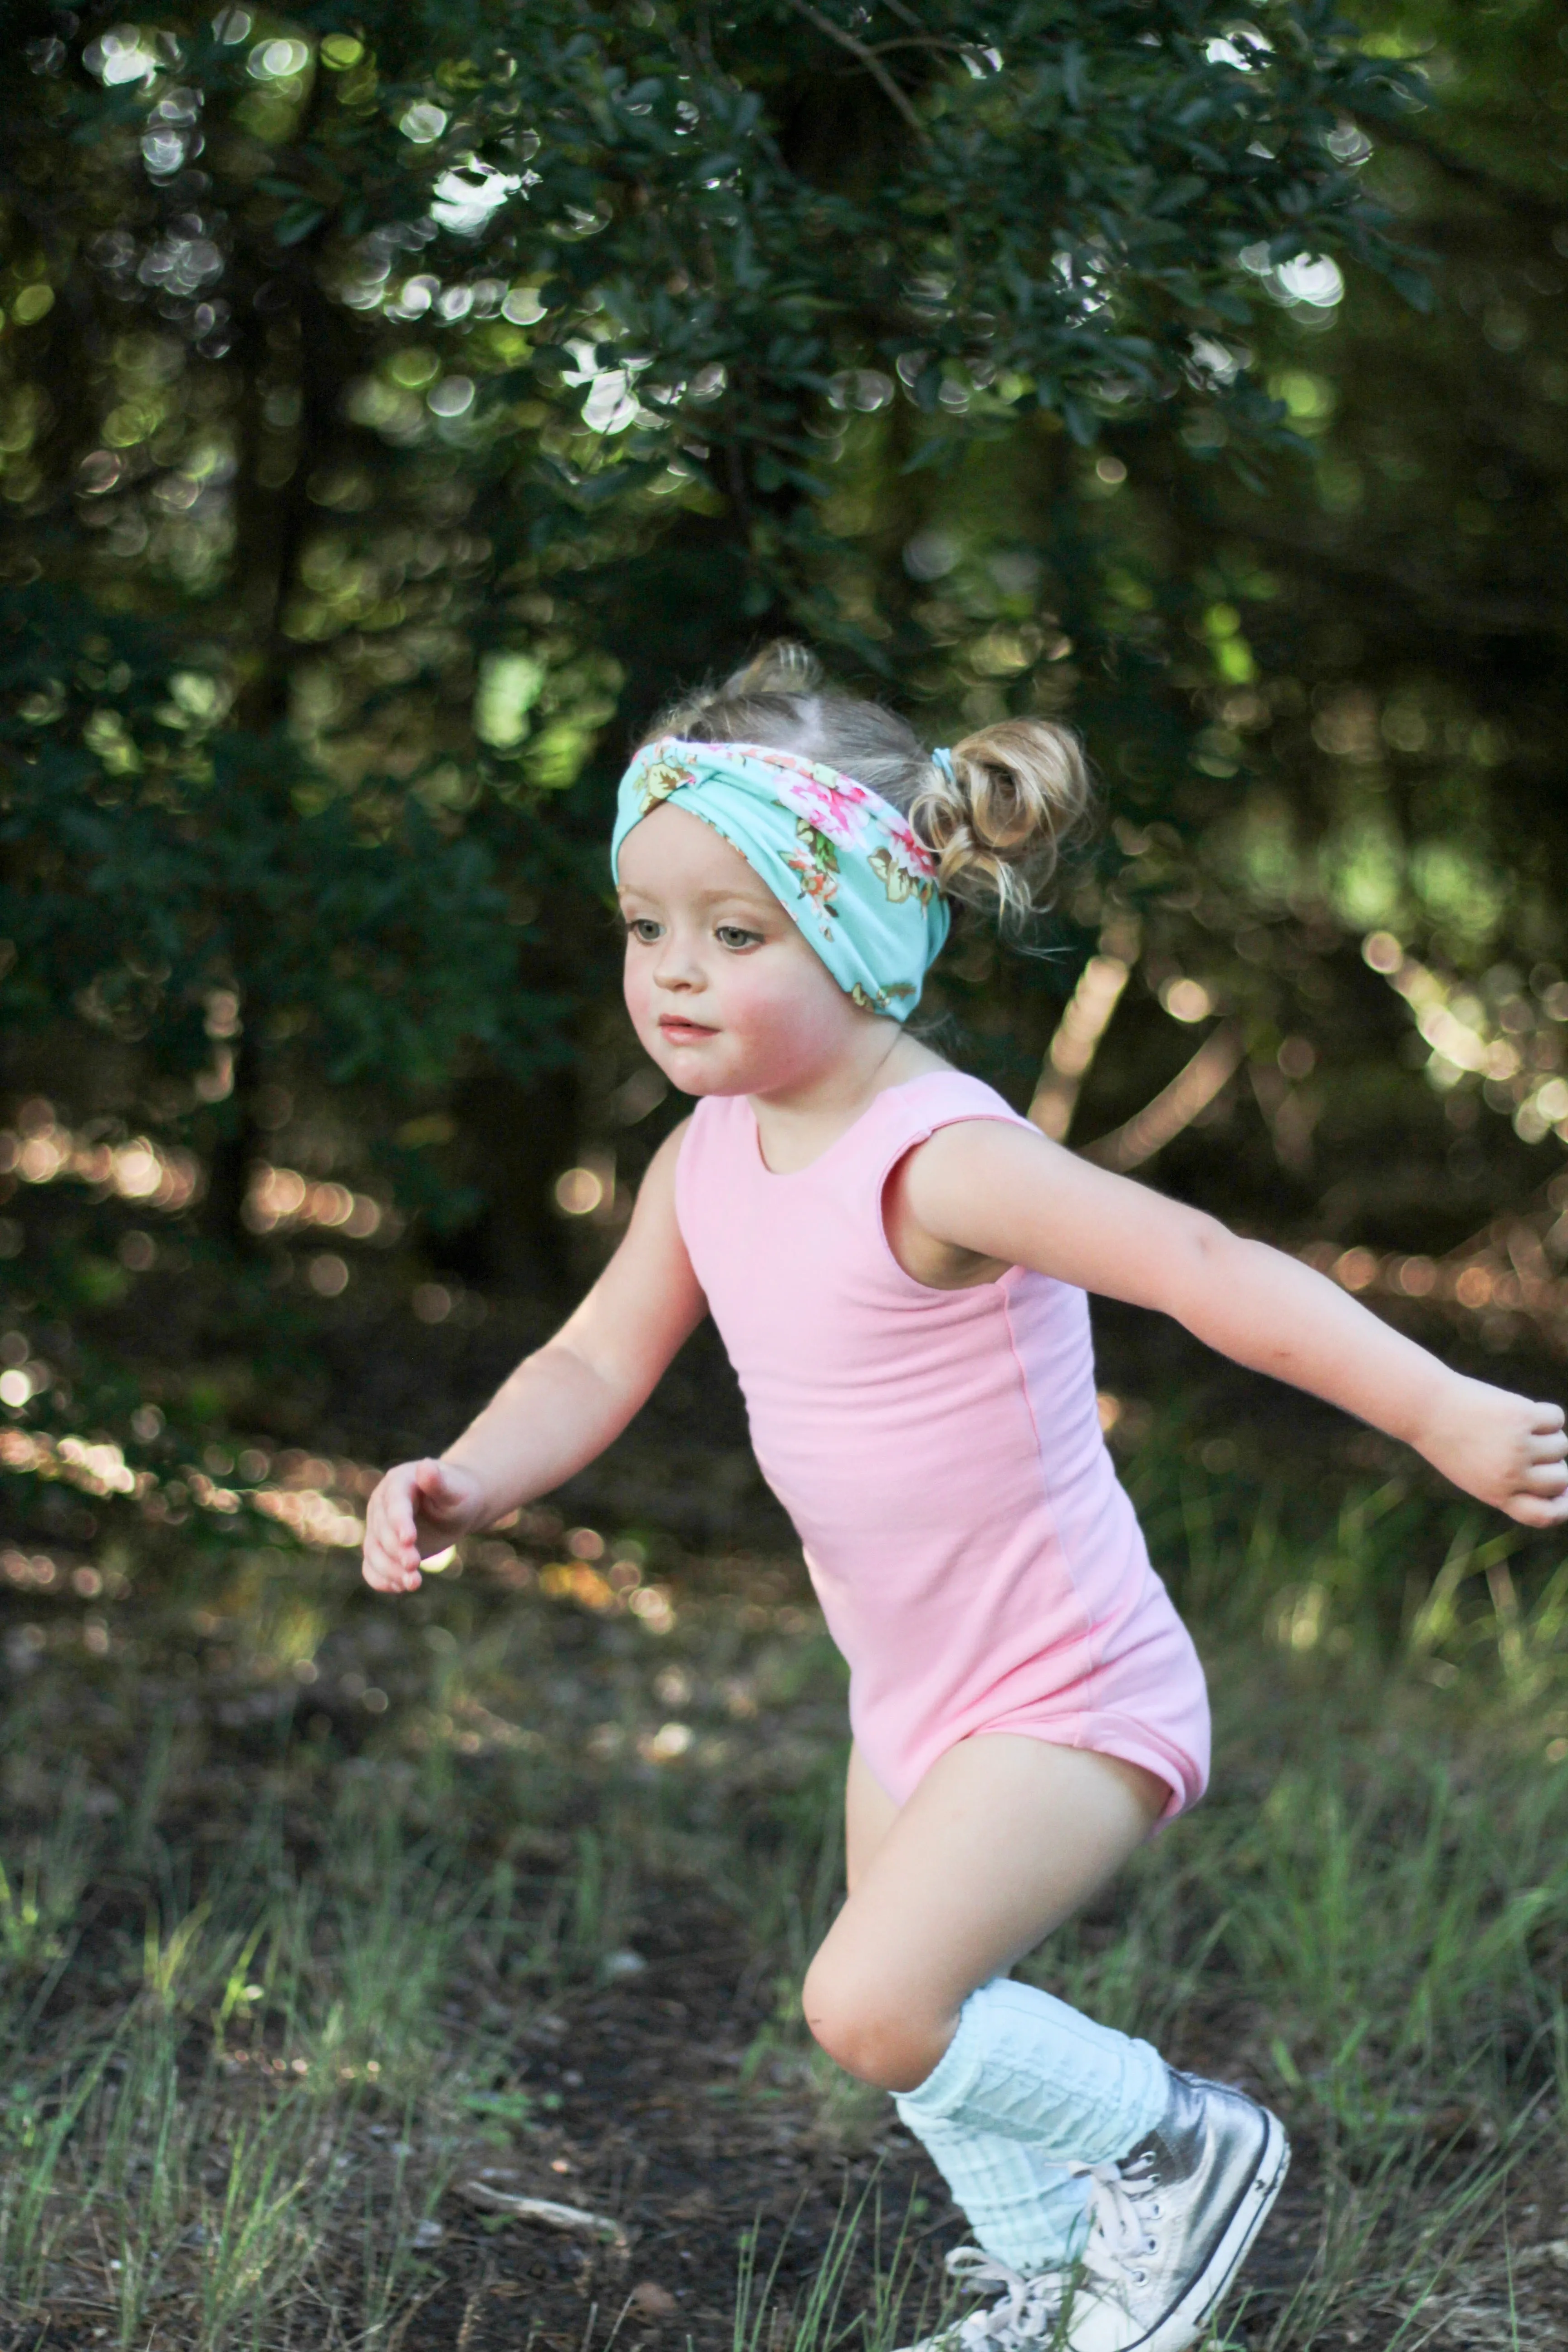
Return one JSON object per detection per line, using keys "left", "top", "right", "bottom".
{"left": 653, "top": 943, "right": 703, "bottom": 991}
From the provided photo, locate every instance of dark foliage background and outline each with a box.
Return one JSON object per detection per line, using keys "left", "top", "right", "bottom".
{"left": 5, "top": 13, "right": 1568, "bottom": 2346}
{"left": 2, "top": 0, "right": 1567, "bottom": 1514}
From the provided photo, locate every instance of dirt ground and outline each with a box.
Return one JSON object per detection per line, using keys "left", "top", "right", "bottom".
{"left": 5, "top": 1305, "right": 1568, "bottom": 2349}
{"left": 0, "top": 1880, "right": 1332, "bottom": 2352}
{"left": 391, "top": 1994, "right": 1324, "bottom": 2352}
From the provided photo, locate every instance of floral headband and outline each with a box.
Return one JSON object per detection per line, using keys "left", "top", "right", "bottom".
{"left": 612, "top": 737, "right": 951, "bottom": 1018}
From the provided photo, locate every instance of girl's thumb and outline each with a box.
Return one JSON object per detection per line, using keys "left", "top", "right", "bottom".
{"left": 414, "top": 1457, "right": 461, "bottom": 1509}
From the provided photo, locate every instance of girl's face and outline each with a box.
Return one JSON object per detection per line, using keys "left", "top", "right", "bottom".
{"left": 617, "top": 804, "right": 873, "bottom": 1097}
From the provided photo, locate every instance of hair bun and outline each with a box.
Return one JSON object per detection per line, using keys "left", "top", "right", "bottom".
{"left": 723, "top": 642, "right": 824, "bottom": 699}
{"left": 909, "top": 720, "right": 1092, "bottom": 918}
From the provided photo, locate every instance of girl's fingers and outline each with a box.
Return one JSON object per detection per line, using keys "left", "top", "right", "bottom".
{"left": 363, "top": 1502, "right": 423, "bottom": 1589}
{"left": 1514, "top": 1487, "right": 1568, "bottom": 1527}
{"left": 362, "top": 1533, "right": 402, "bottom": 1590}
{"left": 365, "top": 1548, "right": 420, "bottom": 1591}
{"left": 366, "top": 1537, "right": 406, "bottom": 1584}
{"left": 1524, "top": 1459, "right": 1568, "bottom": 1491}
{"left": 1529, "top": 1430, "right": 1568, "bottom": 1462}
{"left": 363, "top": 1461, "right": 452, "bottom": 1592}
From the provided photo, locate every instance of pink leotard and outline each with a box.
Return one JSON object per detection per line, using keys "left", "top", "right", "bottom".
{"left": 675, "top": 1069, "right": 1210, "bottom": 1818}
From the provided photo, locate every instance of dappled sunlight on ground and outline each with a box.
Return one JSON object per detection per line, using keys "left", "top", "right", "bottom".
{"left": 3, "top": 1428, "right": 1568, "bottom": 2346}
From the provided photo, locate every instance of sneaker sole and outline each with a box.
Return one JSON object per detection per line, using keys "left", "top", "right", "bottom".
{"left": 1134, "top": 2107, "right": 1290, "bottom": 2352}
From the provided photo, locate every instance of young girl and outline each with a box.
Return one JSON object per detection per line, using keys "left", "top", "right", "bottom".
{"left": 363, "top": 647, "right": 1568, "bottom": 2352}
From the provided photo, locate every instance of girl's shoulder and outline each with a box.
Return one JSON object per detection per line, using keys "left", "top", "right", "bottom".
{"left": 870, "top": 1064, "right": 1035, "bottom": 1149}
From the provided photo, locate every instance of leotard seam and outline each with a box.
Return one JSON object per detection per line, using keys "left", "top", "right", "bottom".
{"left": 1001, "top": 1280, "right": 1104, "bottom": 1701}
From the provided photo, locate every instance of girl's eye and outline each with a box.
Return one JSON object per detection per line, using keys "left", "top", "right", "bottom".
{"left": 715, "top": 924, "right": 761, "bottom": 950}
{"left": 626, "top": 917, "right": 662, "bottom": 943}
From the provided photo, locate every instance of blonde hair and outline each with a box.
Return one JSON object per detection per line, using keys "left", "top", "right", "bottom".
{"left": 642, "top": 642, "right": 1091, "bottom": 922}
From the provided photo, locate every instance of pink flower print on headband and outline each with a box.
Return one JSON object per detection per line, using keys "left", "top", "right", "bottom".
{"left": 765, "top": 758, "right": 938, "bottom": 906}
{"left": 783, "top": 828, "right": 843, "bottom": 918}
{"left": 770, "top": 767, "right": 876, "bottom": 850}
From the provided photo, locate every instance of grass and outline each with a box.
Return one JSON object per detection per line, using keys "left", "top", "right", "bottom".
{"left": 0, "top": 1790, "right": 472, "bottom": 2344}
{"left": 2, "top": 1415, "right": 1568, "bottom": 2348}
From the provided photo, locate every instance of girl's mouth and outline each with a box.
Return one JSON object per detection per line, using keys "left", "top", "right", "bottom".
{"left": 658, "top": 1014, "right": 717, "bottom": 1042}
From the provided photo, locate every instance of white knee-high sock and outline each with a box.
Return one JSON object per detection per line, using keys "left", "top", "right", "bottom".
{"left": 894, "top": 1976, "right": 1169, "bottom": 2272}
{"left": 901, "top": 2116, "right": 1092, "bottom": 2272}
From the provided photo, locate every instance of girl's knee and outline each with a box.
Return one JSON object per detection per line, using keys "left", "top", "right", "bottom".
{"left": 801, "top": 1953, "right": 949, "bottom": 2092}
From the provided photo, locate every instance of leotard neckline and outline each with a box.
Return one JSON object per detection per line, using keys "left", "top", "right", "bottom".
{"left": 746, "top": 1066, "right": 960, "bottom": 1179}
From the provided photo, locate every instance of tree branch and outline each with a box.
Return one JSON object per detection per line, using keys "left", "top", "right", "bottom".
{"left": 864, "top": 38, "right": 989, "bottom": 59}
{"left": 1232, "top": 522, "right": 1568, "bottom": 643}
{"left": 784, "top": 0, "right": 926, "bottom": 136}
{"left": 1028, "top": 921, "right": 1139, "bottom": 1142}
{"left": 1079, "top": 1024, "right": 1245, "bottom": 1173}
{"left": 1372, "top": 114, "right": 1567, "bottom": 235}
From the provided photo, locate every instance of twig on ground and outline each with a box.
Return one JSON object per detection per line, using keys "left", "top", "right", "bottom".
{"left": 457, "top": 2181, "right": 630, "bottom": 2247}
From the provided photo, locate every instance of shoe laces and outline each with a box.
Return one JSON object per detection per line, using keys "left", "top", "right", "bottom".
{"left": 1068, "top": 2150, "right": 1162, "bottom": 2288}
{"left": 941, "top": 2246, "right": 1067, "bottom": 2347}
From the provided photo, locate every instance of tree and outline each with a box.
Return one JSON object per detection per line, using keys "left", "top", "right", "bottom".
{"left": 0, "top": 1, "right": 1422, "bottom": 1481}
{"left": 980, "top": 0, "right": 1568, "bottom": 1376}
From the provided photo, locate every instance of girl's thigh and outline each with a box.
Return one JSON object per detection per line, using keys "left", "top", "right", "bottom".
{"left": 809, "top": 1735, "right": 1165, "bottom": 2085}
{"left": 845, "top": 1740, "right": 900, "bottom": 1891}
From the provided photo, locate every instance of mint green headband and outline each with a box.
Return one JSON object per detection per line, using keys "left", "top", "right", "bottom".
{"left": 612, "top": 737, "right": 951, "bottom": 1018}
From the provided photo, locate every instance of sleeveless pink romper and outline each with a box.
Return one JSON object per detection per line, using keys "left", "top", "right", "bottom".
{"left": 675, "top": 1070, "right": 1210, "bottom": 1819}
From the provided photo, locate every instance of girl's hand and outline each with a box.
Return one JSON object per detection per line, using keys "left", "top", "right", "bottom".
{"left": 362, "top": 1458, "right": 489, "bottom": 1594}
{"left": 1416, "top": 1379, "right": 1568, "bottom": 1527}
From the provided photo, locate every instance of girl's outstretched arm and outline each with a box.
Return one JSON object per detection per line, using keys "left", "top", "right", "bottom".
{"left": 897, "top": 1119, "right": 1568, "bottom": 1529}
{"left": 363, "top": 1122, "right": 704, "bottom": 1592}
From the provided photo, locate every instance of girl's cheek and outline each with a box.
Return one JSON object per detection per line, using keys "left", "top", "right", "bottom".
{"left": 622, "top": 950, "right": 655, "bottom": 1034}
{"left": 744, "top": 960, "right": 825, "bottom": 1036}
{"left": 710, "top": 965, "right": 765, "bottom": 1036}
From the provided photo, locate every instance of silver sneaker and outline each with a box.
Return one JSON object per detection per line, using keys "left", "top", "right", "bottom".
{"left": 896, "top": 2245, "right": 1069, "bottom": 2352}
{"left": 1059, "top": 2071, "right": 1289, "bottom": 2352}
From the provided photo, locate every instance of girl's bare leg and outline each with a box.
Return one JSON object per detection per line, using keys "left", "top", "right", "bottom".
{"left": 807, "top": 1734, "right": 1164, "bottom": 2093}
{"left": 844, "top": 1739, "right": 900, "bottom": 1892}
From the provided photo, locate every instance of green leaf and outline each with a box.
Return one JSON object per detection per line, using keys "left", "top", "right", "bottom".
{"left": 274, "top": 205, "right": 327, "bottom": 248}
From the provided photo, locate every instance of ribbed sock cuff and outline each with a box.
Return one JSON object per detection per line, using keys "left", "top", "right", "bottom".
{"left": 896, "top": 1990, "right": 987, "bottom": 2126}
{"left": 894, "top": 1976, "right": 1170, "bottom": 2163}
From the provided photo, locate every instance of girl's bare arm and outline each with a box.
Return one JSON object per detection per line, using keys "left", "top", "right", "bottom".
{"left": 363, "top": 1123, "right": 705, "bottom": 1591}
{"left": 900, "top": 1119, "right": 1568, "bottom": 1529}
